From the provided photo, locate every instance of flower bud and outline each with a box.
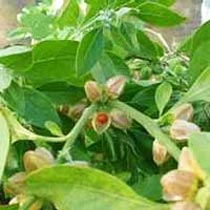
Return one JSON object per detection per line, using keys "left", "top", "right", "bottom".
{"left": 106, "top": 76, "right": 127, "bottom": 99}
{"left": 110, "top": 109, "right": 132, "bottom": 130}
{"left": 84, "top": 81, "right": 102, "bottom": 102}
{"left": 161, "top": 169, "right": 198, "bottom": 201}
{"left": 92, "top": 112, "right": 111, "bottom": 134}
{"left": 173, "top": 104, "right": 194, "bottom": 121}
{"left": 178, "top": 147, "right": 206, "bottom": 180}
{"left": 171, "top": 201, "right": 201, "bottom": 210}
{"left": 69, "top": 102, "right": 87, "bottom": 120}
{"left": 23, "top": 147, "right": 54, "bottom": 172}
{"left": 170, "top": 120, "right": 200, "bottom": 140}
{"left": 152, "top": 139, "right": 169, "bottom": 165}
{"left": 4, "top": 172, "right": 26, "bottom": 195}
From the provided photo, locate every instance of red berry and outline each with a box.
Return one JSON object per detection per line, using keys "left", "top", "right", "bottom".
{"left": 96, "top": 113, "right": 109, "bottom": 124}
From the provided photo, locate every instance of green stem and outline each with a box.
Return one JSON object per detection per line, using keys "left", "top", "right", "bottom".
{"left": 1, "top": 104, "right": 97, "bottom": 143}
{"left": 60, "top": 103, "right": 97, "bottom": 156}
{"left": 111, "top": 101, "right": 181, "bottom": 161}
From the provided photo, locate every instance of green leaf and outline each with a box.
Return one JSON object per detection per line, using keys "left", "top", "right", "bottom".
{"left": 0, "top": 66, "right": 12, "bottom": 92}
{"left": 91, "top": 53, "right": 130, "bottom": 84}
{"left": 0, "top": 112, "right": 10, "bottom": 181}
{"left": 38, "top": 82, "right": 85, "bottom": 105}
{"left": 180, "top": 66, "right": 210, "bottom": 103}
{"left": 0, "top": 46, "right": 32, "bottom": 72}
{"left": 136, "top": 2, "right": 185, "bottom": 27}
{"left": 3, "top": 83, "right": 61, "bottom": 128}
{"left": 24, "top": 40, "right": 85, "bottom": 87}
{"left": 136, "top": 30, "right": 161, "bottom": 60}
{"left": 25, "top": 165, "right": 169, "bottom": 210}
{"left": 110, "top": 25, "right": 136, "bottom": 54}
{"left": 179, "top": 21, "right": 210, "bottom": 57}
{"left": 76, "top": 28, "right": 104, "bottom": 76}
{"left": 188, "top": 41, "right": 210, "bottom": 82}
{"left": 19, "top": 7, "right": 54, "bottom": 39}
{"left": 132, "top": 175, "right": 162, "bottom": 201}
{"left": 155, "top": 82, "right": 172, "bottom": 116}
{"left": 57, "top": 0, "right": 80, "bottom": 28}
{"left": 116, "top": 0, "right": 175, "bottom": 8}
{"left": 189, "top": 132, "right": 210, "bottom": 175}
{"left": 0, "top": 205, "right": 18, "bottom": 210}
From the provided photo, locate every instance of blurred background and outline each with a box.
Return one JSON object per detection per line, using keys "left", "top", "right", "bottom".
{"left": 0, "top": 0, "right": 209, "bottom": 46}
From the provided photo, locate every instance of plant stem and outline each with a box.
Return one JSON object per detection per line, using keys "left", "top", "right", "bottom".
{"left": 60, "top": 103, "right": 97, "bottom": 157}
{"left": 1, "top": 104, "right": 97, "bottom": 143}
{"left": 111, "top": 101, "right": 181, "bottom": 161}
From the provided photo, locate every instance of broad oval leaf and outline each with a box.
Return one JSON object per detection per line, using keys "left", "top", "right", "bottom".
{"left": 136, "top": 30, "right": 162, "bottom": 60}
{"left": 24, "top": 166, "right": 169, "bottom": 210}
{"left": 188, "top": 40, "right": 210, "bottom": 82}
{"left": 3, "top": 83, "right": 61, "bottom": 128}
{"left": 136, "top": 2, "right": 185, "bottom": 27}
{"left": 76, "top": 28, "right": 104, "bottom": 76}
{"left": 127, "top": 0, "right": 176, "bottom": 7}
{"left": 155, "top": 82, "right": 172, "bottom": 116}
{"left": 189, "top": 132, "right": 210, "bottom": 175}
{"left": 0, "top": 46, "right": 32, "bottom": 72}
{"left": 179, "top": 21, "right": 210, "bottom": 57}
{"left": 24, "top": 40, "right": 85, "bottom": 87}
{"left": 0, "top": 112, "right": 10, "bottom": 181}
{"left": 180, "top": 66, "right": 210, "bottom": 104}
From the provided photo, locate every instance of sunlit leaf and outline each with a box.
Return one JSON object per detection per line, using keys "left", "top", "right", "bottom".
{"left": 189, "top": 132, "right": 210, "bottom": 175}
{"left": 155, "top": 82, "right": 172, "bottom": 116}
{"left": 0, "top": 112, "right": 10, "bottom": 181}
{"left": 136, "top": 2, "right": 185, "bottom": 26}
{"left": 76, "top": 28, "right": 104, "bottom": 76}
{"left": 25, "top": 165, "right": 169, "bottom": 210}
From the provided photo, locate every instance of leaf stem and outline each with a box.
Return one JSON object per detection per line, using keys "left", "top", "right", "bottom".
{"left": 59, "top": 103, "right": 97, "bottom": 159}
{"left": 111, "top": 100, "right": 180, "bottom": 161}
{"left": 1, "top": 104, "right": 97, "bottom": 144}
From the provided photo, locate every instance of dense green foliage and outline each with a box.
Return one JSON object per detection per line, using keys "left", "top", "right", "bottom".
{"left": 0, "top": 0, "right": 210, "bottom": 209}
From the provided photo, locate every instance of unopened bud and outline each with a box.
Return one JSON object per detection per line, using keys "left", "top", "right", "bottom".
{"left": 106, "top": 75, "right": 127, "bottom": 99}
{"left": 110, "top": 109, "right": 132, "bottom": 130}
{"left": 161, "top": 169, "right": 198, "bottom": 201}
{"left": 152, "top": 139, "right": 169, "bottom": 165}
{"left": 171, "top": 201, "right": 201, "bottom": 210}
{"left": 4, "top": 172, "right": 26, "bottom": 195}
{"left": 170, "top": 120, "right": 200, "bottom": 140}
{"left": 178, "top": 147, "right": 206, "bottom": 180}
{"left": 84, "top": 81, "right": 102, "bottom": 102}
{"left": 23, "top": 147, "right": 54, "bottom": 172}
{"left": 69, "top": 103, "right": 87, "bottom": 120}
{"left": 92, "top": 112, "right": 111, "bottom": 134}
{"left": 173, "top": 104, "right": 194, "bottom": 121}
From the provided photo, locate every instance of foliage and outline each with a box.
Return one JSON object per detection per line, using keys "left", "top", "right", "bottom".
{"left": 0, "top": 0, "right": 210, "bottom": 209}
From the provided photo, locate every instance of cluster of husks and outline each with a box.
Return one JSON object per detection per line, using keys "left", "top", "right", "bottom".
{"left": 153, "top": 104, "right": 201, "bottom": 165}
{"left": 91, "top": 109, "right": 132, "bottom": 134}
{"left": 161, "top": 147, "right": 206, "bottom": 210}
{"left": 84, "top": 76, "right": 131, "bottom": 134}
{"left": 84, "top": 75, "right": 127, "bottom": 103}
{"left": 5, "top": 147, "right": 54, "bottom": 210}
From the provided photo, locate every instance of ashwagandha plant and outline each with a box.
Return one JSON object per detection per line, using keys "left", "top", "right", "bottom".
{"left": 1, "top": 0, "right": 210, "bottom": 209}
